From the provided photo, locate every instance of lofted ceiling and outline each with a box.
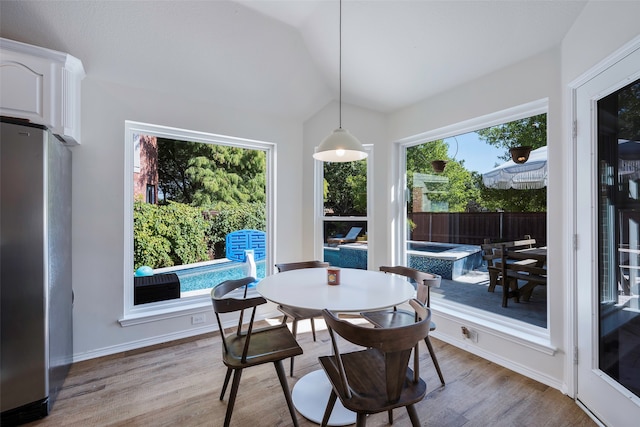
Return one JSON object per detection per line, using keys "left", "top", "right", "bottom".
{"left": 0, "top": 0, "right": 588, "bottom": 121}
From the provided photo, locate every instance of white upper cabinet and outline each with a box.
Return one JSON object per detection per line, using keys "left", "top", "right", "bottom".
{"left": 0, "top": 38, "right": 85, "bottom": 145}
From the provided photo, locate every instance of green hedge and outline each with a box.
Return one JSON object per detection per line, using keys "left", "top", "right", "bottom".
{"left": 133, "top": 200, "right": 266, "bottom": 270}
{"left": 133, "top": 200, "right": 209, "bottom": 270}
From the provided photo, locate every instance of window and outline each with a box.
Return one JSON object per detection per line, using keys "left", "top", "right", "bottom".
{"left": 316, "top": 146, "right": 372, "bottom": 269}
{"left": 398, "top": 100, "right": 548, "bottom": 332}
{"left": 123, "top": 121, "right": 274, "bottom": 323}
{"left": 145, "top": 184, "right": 156, "bottom": 204}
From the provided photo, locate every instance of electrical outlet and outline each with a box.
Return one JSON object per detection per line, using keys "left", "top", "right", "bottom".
{"left": 191, "top": 313, "right": 205, "bottom": 325}
{"left": 461, "top": 326, "right": 478, "bottom": 343}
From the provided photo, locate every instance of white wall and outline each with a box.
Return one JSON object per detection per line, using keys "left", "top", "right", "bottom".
{"left": 72, "top": 78, "right": 303, "bottom": 358}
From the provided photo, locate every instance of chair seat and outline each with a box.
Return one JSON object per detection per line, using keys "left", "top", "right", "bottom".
{"left": 277, "top": 304, "right": 323, "bottom": 321}
{"left": 319, "top": 348, "right": 427, "bottom": 414}
{"left": 222, "top": 324, "right": 303, "bottom": 369}
{"left": 361, "top": 309, "right": 436, "bottom": 331}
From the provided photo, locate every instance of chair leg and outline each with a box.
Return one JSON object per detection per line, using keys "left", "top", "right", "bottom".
{"left": 310, "top": 318, "right": 317, "bottom": 341}
{"left": 356, "top": 413, "right": 367, "bottom": 427}
{"left": 274, "top": 360, "right": 299, "bottom": 427}
{"left": 387, "top": 409, "right": 393, "bottom": 424}
{"left": 424, "top": 336, "right": 445, "bottom": 385}
{"left": 220, "top": 367, "right": 232, "bottom": 400}
{"left": 223, "top": 369, "right": 242, "bottom": 427}
{"left": 289, "top": 320, "right": 299, "bottom": 377}
{"left": 406, "top": 404, "right": 421, "bottom": 427}
{"left": 321, "top": 390, "right": 338, "bottom": 427}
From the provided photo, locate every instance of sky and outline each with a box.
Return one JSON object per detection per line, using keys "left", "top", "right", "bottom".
{"left": 444, "top": 132, "right": 506, "bottom": 174}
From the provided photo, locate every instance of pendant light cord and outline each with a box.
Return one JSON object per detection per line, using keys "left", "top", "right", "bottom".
{"left": 339, "top": 0, "right": 342, "bottom": 129}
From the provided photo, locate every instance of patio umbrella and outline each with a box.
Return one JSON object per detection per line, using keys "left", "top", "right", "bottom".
{"left": 482, "top": 146, "right": 547, "bottom": 190}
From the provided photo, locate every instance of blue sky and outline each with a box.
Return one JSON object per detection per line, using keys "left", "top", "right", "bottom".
{"left": 444, "top": 132, "right": 506, "bottom": 174}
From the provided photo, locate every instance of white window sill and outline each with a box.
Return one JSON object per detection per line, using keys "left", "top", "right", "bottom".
{"left": 433, "top": 299, "right": 556, "bottom": 356}
{"left": 119, "top": 294, "right": 213, "bottom": 327}
{"left": 119, "top": 287, "right": 261, "bottom": 327}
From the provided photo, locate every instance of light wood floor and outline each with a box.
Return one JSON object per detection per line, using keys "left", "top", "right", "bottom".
{"left": 26, "top": 321, "right": 595, "bottom": 427}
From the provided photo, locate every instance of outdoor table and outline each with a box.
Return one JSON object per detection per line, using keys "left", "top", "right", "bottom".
{"left": 509, "top": 247, "right": 547, "bottom": 267}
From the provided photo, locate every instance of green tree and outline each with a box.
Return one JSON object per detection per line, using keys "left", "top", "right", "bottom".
{"left": 133, "top": 200, "right": 209, "bottom": 270}
{"left": 324, "top": 160, "right": 367, "bottom": 215}
{"left": 619, "top": 81, "right": 640, "bottom": 141}
{"left": 476, "top": 114, "right": 548, "bottom": 212}
{"left": 407, "top": 140, "right": 480, "bottom": 212}
{"left": 157, "top": 139, "right": 266, "bottom": 207}
{"left": 476, "top": 114, "right": 547, "bottom": 161}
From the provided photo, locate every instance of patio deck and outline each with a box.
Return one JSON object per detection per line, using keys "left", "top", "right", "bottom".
{"left": 433, "top": 268, "right": 547, "bottom": 328}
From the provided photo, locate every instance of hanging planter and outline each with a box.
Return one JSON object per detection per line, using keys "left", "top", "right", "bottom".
{"left": 431, "top": 160, "right": 448, "bottom": 173}
{"left": 431, "top": 137, "right": 459, "bottom": 173}
{"left": 509, "top": 146, "right": 532, "bottom": 164}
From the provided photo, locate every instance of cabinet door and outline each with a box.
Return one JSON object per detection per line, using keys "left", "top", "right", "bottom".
{"left": 0, "top": 51, "right": 52, "bottom": 124}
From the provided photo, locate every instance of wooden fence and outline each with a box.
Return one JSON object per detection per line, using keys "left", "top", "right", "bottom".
{"left": 408, "top": 212, "right": 547, "bottom": 247}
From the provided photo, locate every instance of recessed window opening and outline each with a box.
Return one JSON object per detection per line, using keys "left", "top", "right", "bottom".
{"left": 125, "top": 121, "right": 273, "bottom": 317}
{"left": 402, "top": 104, "right": 548, "bottom": 330}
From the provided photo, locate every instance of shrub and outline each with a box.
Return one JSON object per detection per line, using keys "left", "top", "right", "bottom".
{"left": 207, "top": 202, "right": 266, "bottom": 258}
{"left": 133, "top": 200, "right": 209, "bottom": 270}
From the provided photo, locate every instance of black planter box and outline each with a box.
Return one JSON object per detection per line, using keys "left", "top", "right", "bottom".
{"left": 134, "top": 273, "right": 180, "bottom": 305}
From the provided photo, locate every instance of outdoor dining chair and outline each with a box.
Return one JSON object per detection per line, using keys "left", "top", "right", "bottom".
{"left": 318, "top": 299, "right": 431, "bottom": 426}
{"left": 275, "top": 260, "right": 329, "bottom": 376}
{"left": 361, "top": 265, "right": 445, "bottom": 385}
{"left": 211, "top": 277, "right": 303, "bottom": 427}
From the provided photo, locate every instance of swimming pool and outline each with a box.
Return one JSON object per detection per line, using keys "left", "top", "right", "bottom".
{"left": 157, "top": 260, "right": 266, "bottom": 293}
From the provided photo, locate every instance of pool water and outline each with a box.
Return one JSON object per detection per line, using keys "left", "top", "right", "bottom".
{"left": 174, "top": 260, "right": 266, "bottom": 292}
{"left": 407, "top": 242, "right": 453, "bottom": 253}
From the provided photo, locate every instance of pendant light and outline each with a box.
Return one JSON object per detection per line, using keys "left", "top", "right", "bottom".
{"left": 313, "top": 0, "right": 368, "bottom": 163}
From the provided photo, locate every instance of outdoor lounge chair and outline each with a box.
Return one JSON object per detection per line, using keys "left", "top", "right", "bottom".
{"left": 327, "top": 227, "right": 362, "bottom": 246}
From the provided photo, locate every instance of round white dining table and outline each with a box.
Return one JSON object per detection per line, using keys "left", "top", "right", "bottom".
{"left": 256, "top": 267, "right": 415, "bottom": 426}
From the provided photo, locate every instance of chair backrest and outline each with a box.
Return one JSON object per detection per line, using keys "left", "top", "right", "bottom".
{"left": 275, "top": 260, "right": 329, "bottom": 272}
{"left": 344, "top": 227, "right": 362, "bottom": 240}
{"left": 211, "top": 277, "right": 264, "bottom": 359}
{"left": 380, "top": 265, "right": 441, "bottom": 307}
{"left": 481, "top": 236, "right": 536, "bottom": 266}
{"left": 322, "top": 303, "right": 431, "bottom": 402}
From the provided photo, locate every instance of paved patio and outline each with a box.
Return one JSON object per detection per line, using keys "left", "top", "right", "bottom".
{"left": 432, "top": 268, "right": 547, "bottom": 328}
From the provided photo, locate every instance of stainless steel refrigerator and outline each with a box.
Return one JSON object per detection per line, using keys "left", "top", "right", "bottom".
{"left": 1, "top": 118, "right": 73, "bottom": 425}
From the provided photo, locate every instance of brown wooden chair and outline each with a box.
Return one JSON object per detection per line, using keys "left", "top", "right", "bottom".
{"left": 211, "top": 277, "right": 303, "bottom": 427}
{"left": 275, "top": 260, "right": 329, "bottom": 376}
{"left": 318, "top": 299, "right": 431, "bottom": 427}
{"left": 360, "top": 265, "right": 445, "bottom": 385}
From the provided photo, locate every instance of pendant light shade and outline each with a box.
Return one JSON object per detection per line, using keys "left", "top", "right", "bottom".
{"left": 313, "top": 0, "right": 367, "bottom": 163}
{"left": 314, "top": 128, "right": 367, "bottom": 162}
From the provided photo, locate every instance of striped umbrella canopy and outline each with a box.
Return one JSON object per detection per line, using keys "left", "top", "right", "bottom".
{"left": 482, "top": 146, "right": 547, "bottom": 190}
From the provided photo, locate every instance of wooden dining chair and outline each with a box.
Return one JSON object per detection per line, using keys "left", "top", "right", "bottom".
{"left": 318, "top": 300, "right": 431, "bottom": 427}
{"left": 211, "top": 277, "right": 303, "bottom": 427}
{"left": 360, "top": 265, "right": 445, "bottom": 385}
{"left": 275, "top": 260, "right": 329, "bottom": 376}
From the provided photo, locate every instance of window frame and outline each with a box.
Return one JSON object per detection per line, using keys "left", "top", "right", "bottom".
{"left": 121, "top": 121, "right": 275, "bottom": 325}
{"left": 394, "top": 99, "right": 553, "bottom": 345}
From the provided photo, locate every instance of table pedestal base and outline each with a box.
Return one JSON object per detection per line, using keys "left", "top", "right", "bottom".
{"left": 292, "top": 370, "right": 356, "bottom": 426}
